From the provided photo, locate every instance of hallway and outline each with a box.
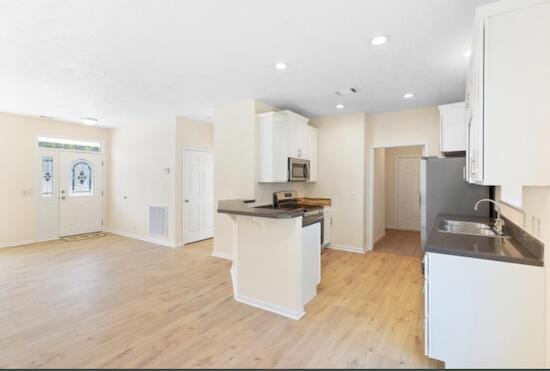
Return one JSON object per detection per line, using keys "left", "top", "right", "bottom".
{"left": 373, "top": 229, "right": 423, "bottom": 258}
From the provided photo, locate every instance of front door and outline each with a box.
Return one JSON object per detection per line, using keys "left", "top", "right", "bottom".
{"left": 397, "top": 156, "right": 421, "bottom": 231}
{"left": 58, "top": 151, "right": 103, "bottom": 237}
{"left": 184, "top": 149, "right": 214, "bottom": 244}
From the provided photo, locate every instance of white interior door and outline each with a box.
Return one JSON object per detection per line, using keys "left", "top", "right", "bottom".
{"left": 59, "top": 151, "right": 103, "bottom": 237}
{"left": 37, "top": 149, "right": 60, "bottom": 241}
{"left": 184, "top": 149, "right": 214, "bottom": 244}
{"left": 397, "top": 156, "right": 421, "bottom": 231}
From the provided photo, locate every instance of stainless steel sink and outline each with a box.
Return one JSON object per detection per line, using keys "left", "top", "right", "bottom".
{"left": 438, "top": 219, "right": 511, "bottom": 238}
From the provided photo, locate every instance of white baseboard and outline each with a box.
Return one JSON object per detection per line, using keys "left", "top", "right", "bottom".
{"left": 234, "top": 293, "right": 305, "bottom": 320}
{"left": 326, "top": 243, "right": 367, "bottom": 254}
{"left": 0, "top": 239, "right": 35, "bottom": 249}
{"left": 211, "top": 250, "right": 232, "bottom": 260}
{"left": 105, "top": 229, "right": 177, "bottom": 248}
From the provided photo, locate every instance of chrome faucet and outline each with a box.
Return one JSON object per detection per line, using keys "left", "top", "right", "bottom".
{"left": 474, "top": 199, "right": 505, "bottom": 235}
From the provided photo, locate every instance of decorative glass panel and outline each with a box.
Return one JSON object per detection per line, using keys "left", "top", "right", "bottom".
{"left": 70, "top": 160, "right": 93, "bottom": 196}
{"left": 38, "top": 137, "right": 101, "bottom": 152}
{"left": 41, "top": 156, "right": 53, "bottom": 197}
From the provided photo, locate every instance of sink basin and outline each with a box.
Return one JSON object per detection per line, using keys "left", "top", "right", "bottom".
{"left": 438, "top": 219, "right": 511, "bottom": 238}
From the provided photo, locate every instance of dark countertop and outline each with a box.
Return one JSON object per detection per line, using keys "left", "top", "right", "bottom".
{"left": 217, "top": 199, "right": 304, "bottom": 219}
{"left": 425, "top": 214, "right": 543, "bottom": 267}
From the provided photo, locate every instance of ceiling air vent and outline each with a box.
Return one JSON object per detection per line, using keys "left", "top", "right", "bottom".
{"left": 334, "top": 87, "right": 359, "bottom": 96}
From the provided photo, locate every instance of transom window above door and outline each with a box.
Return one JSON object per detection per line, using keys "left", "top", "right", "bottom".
{"left": 38, "top": 137, "right": 101, "bottom": 152}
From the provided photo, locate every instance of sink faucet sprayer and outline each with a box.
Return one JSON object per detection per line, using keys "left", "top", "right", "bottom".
{"left": 474, "top": 199, "right": 505, "bottom": 235}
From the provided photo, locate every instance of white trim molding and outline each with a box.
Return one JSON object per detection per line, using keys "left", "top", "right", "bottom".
{"left": 326, "top": 243, "right": 367, "bottom": 254}
{"left": 234, "top": 293, "right": 305, "bottom": 320}
{"left": 211, "top": 250, "right": 232, "bottom": 260}
{"left": 106, "top": 229, "right": 178, "bottom": 248}
{"left": 0, "top": 240, "right": 35, "bottom": 249}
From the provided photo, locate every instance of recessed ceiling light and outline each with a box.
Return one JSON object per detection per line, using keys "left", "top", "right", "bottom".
{"left": 463, "top": 50, "right": 472, "bottom": 57}
{"left": 336, "top": 104, "right": 345, "bottom": 109}
{"left": 275, "top": 62, "right": 288, "bottom": 70}
{"left": 403, "top": 93, "right": 414, "bottom": 99}
{"left": 81, "top": 117, "right": 98, "bottom": 126}
{"left": 370, "top": 35, "right": 389, "bottom": 46}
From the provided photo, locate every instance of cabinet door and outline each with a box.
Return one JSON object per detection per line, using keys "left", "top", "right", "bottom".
{"left": 306, "top": 126, "right": 318, "bottom": 182}
{"left": 467, "top": 21, "right": 485, "bottom": 183}
{"left": 287, "top": 117, "right": 307, "bottom": 159}
{"left": 427, "top": 252, "right": 544, "bottom": 368}
{"left": 323, "top": 215, "right": 331, "bottom": 246}
{"left": 257, "top": 113, "right": 288, "bottom": 183}
{"left": 439, "top": 103, "right": 466, "bottom": 152}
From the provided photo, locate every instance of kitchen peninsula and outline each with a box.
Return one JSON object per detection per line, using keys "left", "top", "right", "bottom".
{"left": 217, "top": 194, "right": 328, "bottom": 320}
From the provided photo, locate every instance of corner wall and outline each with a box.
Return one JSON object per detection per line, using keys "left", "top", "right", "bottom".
{"left": 0, "top": 112, "right": 110, "bottom": 248}
{"left": 308, "top": 113, "right": 367, "bottom": 251}
{"left": 174, "top": 116, "right": 214, "bottom": 245}
{"left": 108, "top": 118, "right": 176, "bottom": 246}
{"left": 213, "top": 100, "right": 257, "bottom": 257}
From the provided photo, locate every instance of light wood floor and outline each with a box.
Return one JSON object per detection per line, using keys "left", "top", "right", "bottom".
{"left": 0, "top": 234, "right": 442, "bottom": 368}
{"left": 374, "top": 229, "right": 423, "bottom": 258}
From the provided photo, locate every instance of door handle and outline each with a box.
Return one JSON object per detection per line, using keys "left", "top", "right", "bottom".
{"left": 185, "top": 199, "right": 190, "bottom": 203}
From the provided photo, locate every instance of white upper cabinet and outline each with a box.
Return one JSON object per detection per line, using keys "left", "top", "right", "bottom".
{"left": 466, "top": 0, "right": 550, "bottom": 186}
{"left": 257, "top": 110, "right": 317, "bottom": 183}
{"left": 257, "top": 112, "right": 289, "bottom": 183}
{"left": 439, "top": 102, "right": 466, "bottom": 153}
{"left": 285, "top": 110, "right": 308, "bottom": 159}
{"left": 306, "top": 125, "right": 318, "bottom": 182}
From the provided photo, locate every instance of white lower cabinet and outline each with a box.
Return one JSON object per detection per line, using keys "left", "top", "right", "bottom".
{"left": 424, "top": 252, "right": 544, "bottom": 368}
{"left": 323, "top": 206, "right": 331, "bottom": 247}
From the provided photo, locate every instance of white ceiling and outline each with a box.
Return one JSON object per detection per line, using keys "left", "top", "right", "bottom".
{"left": 0, "top": 0, "right": 494, "bottom": 127}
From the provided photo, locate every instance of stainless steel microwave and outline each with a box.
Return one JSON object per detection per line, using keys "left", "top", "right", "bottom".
{"left": 288, "top": 158, "right": 310, "bottom": 182}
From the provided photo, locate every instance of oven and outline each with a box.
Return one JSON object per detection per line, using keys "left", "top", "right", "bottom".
{"left": 288, "top": 158, "right": 310, "bottom": 182}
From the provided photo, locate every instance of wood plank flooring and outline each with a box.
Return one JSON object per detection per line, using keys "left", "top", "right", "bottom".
{"left": 374, "top": 229, "right": 423, "bottom": 258}
{"left": 0, "top": 234, "right": 442, "bottom": 368}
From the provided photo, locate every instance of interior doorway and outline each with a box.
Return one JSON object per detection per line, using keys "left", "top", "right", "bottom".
{"left": 37, "top": 140, "right": 104, "bottom": 241}
{"left": 371, "top": 145, "right": 423, "bottom": 257}
{"left": 183, "top": 148, "right": 214, "bottom": 244}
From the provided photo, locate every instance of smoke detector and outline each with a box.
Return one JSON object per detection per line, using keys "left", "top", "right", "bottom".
{"left": 334, "top": 87, "right": 359, "bottom": 96}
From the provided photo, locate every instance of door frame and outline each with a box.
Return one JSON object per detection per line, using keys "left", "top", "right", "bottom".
{"left": 34, "top": 135, "right": 106, "bottom": 242}
{"left": 182, "top": 147, "right": 214, "bottom": 245}
{"left": 395, "top": 155, "right": 421, "bottom": 231}
{"left": 366, "top": 142, "right": 427, "bottom": 251}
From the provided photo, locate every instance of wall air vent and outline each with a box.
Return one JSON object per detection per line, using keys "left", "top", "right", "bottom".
{"left": 149, "top": 206, "right": 168, "bottom": 237}
{"left": 334, "top": 87, "right": 359, "bottom": 96}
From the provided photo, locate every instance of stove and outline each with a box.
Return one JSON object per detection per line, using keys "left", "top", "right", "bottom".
{"left": 273, "top": 191, "right": 324, "bottom": 228}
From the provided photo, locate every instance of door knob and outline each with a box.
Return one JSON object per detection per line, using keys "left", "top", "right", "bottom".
{"left": 61, "top": 196, "right": 66, "bottom": 200}
{"left": 185, "top": 199, "right": 190, "bottom": 203}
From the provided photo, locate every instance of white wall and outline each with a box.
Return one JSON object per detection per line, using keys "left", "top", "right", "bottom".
{"left": 308, "top": 113, "right": 367, "bottom": 251}
{"left": 368, "top": 106, "right": 440, "bottom": 157}
{"left": 0, "top": 112, "right": 110, "bottom": 248}
{"left": 365, "top": 106, "right": 440, "bottom": 249}
{"left": 108, "top": 118, "right": 176, "bottom": 246}
{"left": 373, "top": 148, "right": 386, "bottom": 243}
{"left": 213, "top": 100, "right": 257, "bottom": 257}
{"left": 384, "top": 145, "right": 423, "bottom": 229}
{"left": 175, "top": 116, "right": 214, "bottom": 245}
